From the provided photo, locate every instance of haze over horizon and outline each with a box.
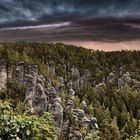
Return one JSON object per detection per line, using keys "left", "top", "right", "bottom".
{"left": 0, "top": 0, "right": 140, "bottom": 51}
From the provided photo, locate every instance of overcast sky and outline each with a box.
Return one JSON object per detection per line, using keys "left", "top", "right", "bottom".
{"left": 0, "top": 0, "right": 140, "bottom": 51}
{"left": 0, "top": 0, "right": 140, "bottom": 28}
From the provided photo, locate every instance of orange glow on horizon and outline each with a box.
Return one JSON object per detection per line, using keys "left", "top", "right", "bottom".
{"left": 64, "top": 40, "right": 140, "bottom": 51}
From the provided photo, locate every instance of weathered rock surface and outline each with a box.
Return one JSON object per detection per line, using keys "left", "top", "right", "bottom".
{"left": 0, "top": 61, "right": 100, "bottom": 139}
{"left": 0, "top": 62, "right": 7, "bottom": 90}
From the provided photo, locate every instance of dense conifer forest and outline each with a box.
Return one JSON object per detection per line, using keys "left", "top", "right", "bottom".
{"left": 0, "top": 42, "right": 140, "bottom": 140}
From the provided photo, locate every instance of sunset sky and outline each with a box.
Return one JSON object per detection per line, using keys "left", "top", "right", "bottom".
{"left": 0, "top": 0, "right": 140, "bottom": 51}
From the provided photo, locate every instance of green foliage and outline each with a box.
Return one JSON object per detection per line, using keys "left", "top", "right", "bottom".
{"left": 6, "top": 82, "right": 26, "bottom": 101}
{"left": 0, "top": 90, "right": 8, "bottom": 100}
{"left": 84, "top": 130, "right": 99, "bottom": 140}
{"left": 0, "top": 42, "right": 140, "bottom": 139}
{"left": 0, "top": 100, "right": 57, "bottom": 140}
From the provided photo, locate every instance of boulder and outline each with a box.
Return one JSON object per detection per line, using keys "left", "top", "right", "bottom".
{"left": 69, "top": 88, "right": 75, "bottom": 96}
{"left": 52, "top": 98, "right": 63, "bottom": 127}
{"left": 67, "top": 80, "right": 73, "bottom": 89}
{"left": 48, "top": 61, "right": 56, "bottom": 74}
{"left": 73, "top": 109, "right": 86, "bottom": 120}
{"left": 66, "top": 100, "right": 74, "bottom": 110}
{"left": 47, "top": 84, "right": 58, "bottom": 104}
{"left": 81, "top": 101, "right": 87, "bottom": 108}
{"left": 89, "top": 117, "right": 98, "bottom": 130}
{"left": 71, "top": 67, "right": 80, "bottom": 78}
{"left": 15, "top": 64, "right": 24, "bottom": 83}
{"left": 0, "top": 63, "right": 7, "bottom": 90}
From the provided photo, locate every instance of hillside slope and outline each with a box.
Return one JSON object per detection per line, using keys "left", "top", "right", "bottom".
{"left": 0, "top": 42, "right": 140, "bottom": 140}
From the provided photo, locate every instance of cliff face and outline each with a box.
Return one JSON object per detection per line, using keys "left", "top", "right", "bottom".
{"left": 0, "top": 60, "right": 99, "bottom": 139}
{"left": 1, "top": 57, "right": 139, "bottom": 139}
{"left": 0, "top": 63, "right": 7, "bottom": 90}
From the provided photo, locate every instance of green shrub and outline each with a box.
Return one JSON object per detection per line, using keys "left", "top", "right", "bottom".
{"left": 0, "top": 100, "right": 58, "bottom": 140}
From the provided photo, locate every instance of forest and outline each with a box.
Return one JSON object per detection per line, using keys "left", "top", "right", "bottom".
{"left": 0, "top": 42, "right": 140, "bottom": 140}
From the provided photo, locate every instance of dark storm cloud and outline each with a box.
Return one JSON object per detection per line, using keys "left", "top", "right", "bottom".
{"left": 0, "top": 0, "right": 140, "bottom": 28}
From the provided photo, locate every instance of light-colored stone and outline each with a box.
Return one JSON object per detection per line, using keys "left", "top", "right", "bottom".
{"left": 0, "top": 65, "right": 7, "bottom": 90}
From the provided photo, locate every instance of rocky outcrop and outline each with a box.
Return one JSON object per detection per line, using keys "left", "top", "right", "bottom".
{"left": 0, "top": 60, "right": 99, "bottom": 139}
{"left": 52, "top": 98, "right": 63, "bottom": 127}
{"left": 15, "top": 61, "right": 24, "bottom": 83}
{"left": 0, "top": 62, "right": 7, "bottom": 90}
{"left": 47, "top": 61, "right": 56, "bottom": 74}
{"left": 24, "top": 64, "right": 64, "bottom": 127}
{"left": 71, "top": 67, "right": 80, "bottom": 88}
{"left": 107, "top": 72, "right": 116, "bottom": 84}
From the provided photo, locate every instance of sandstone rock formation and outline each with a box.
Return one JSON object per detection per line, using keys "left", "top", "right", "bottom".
{"left": 0, "top": 60, "right": 100, "bottom": 139}
{"left": 0, "top": 62, "right": 7, "bottom": 90}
